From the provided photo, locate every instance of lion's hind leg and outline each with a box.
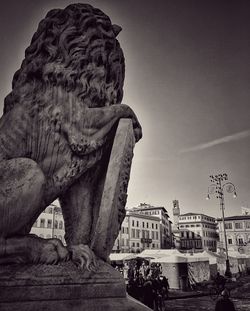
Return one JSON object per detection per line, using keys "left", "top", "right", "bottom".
{"left": 0, "top": 158, "right": 46, "bottom": 238}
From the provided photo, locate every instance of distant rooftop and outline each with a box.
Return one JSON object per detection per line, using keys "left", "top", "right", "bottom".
{"left": 180, "top": 212, "right": 215, "bottom": 218}
{"left": 217, "top": 215, "right": 250, "bottom": 221}
{"left": 126, "top": 211, "right": 160, "bottom": 221}
{"left": 131, "top": 203, "right": 169, "bottom": 214}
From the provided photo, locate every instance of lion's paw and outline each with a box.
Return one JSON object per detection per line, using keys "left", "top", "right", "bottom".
{"left": 28, "top": 237, "right": 69, "bottom": 264}
{"left": 68, "top": 244, "right": 98, "bottom": 271}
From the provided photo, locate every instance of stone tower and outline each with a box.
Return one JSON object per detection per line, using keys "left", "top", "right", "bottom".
{"left": 172, "top": 200, "right": 180, "bottom": 230}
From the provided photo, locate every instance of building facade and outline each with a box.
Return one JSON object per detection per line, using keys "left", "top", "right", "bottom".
{"left": 30, "top": 203, "right": 66, "bottom": 244}
{"left": 217, "top": 214, "right": 250, "bottom": 254}
{"left": 172, "top": 201, "right": 217, "bottom": 252}
{"left": 178, "top": 213, "right": 217, "bottom": 251}
{"left": 129, "top": 203, "right": 172, "bottom": 249}
{"left": 113, "top": 211, "right": 161, "bottom": 253}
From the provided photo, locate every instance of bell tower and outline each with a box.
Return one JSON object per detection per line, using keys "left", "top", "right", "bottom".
{"left": 172, "top": 200, "right": 180, "bottom": 230}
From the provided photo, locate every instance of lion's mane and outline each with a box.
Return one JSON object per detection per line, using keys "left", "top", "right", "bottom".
{"left": 4, "top": 3, "right": 125, "bottom": 114}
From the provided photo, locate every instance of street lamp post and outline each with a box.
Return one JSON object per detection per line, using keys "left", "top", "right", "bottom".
{"left": 207, "top": 173, "right": 237, "bottom": 278}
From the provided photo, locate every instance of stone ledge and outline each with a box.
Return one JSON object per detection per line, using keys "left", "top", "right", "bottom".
{"left": 0, "top": 295, "right": 152, "bottom": 311}
{"left": 0, "top": 260, "right": 152, "bottom": 311}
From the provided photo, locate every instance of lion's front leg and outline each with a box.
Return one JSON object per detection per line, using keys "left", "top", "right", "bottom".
{"left": 68, "top": 244, "right": 97, "bottom": 271}
{"left": 62, "top": 103, "right": 142, "bottom": 156}
{"left": 59, "top": 161, "right": 105, "bottom": 271}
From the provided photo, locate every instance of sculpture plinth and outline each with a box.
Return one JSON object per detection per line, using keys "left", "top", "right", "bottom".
{"left": 0, "top": 260, "right": 151, "bottom": 311}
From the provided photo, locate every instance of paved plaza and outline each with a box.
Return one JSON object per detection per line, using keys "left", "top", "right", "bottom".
{"left": 166, "top": 296, "right": 250, "bottom": 311}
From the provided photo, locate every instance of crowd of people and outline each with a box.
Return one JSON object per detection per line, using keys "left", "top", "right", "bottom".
{"left": 113, "top": 260, "right": 169, "bottom": 310}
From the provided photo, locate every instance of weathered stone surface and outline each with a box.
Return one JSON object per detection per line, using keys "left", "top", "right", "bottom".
{"left": 0, "top": 3, "right": 145, "bottom": 310}
{"left": 0, "top": 261, "right": 151, "bottom": 311}
{"left": 0, "top": 2, "right": 142, "bottom": 269}
{"left": 91, "top": 119, "right": 135, "bottom": 260}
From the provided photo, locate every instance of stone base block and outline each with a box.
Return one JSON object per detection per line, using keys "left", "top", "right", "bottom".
{"left": 0, "top": 260, "right": 151, "bottom": 311}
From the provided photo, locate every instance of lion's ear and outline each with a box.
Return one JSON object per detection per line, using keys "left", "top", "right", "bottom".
{"left": 112, "top": 24, "right": 122, "bottom": 37}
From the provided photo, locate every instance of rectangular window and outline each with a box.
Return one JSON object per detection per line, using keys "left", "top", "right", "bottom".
{"left": 132, "top": 220, "right": 135, "bottom": 227}
{"left": 225, "top": 223, "right": 233, "bottom": 229}
{"left": 156, "top": 224, "right": 158, "bottom": 230}
{"left": 228, "top": 238, "right": 232, "bottom": 245}
{"left": 136, "top": 229, "right": 140, "bottom": 238}
{"left": 235, "top": 222, "right": 243, "bottom": 229}
{"left": 147, "top": 222, "right": 149, "bottom": 228}
{"left": 156, "top": 232, "right": 159, "bottom": 240}
{"left": 47, "top": 219, "right": 52, "bottom": 228}
{"left": 152, "top": 223, "right": 154, "bottom": 229}
{"left": 152, "top": 231, "right": 155, "bottom": 239}
{"left": 143, "top": 222, "right": 145, "bottom": 228}
{"left": 131, "top": 229, "right": 135, "bottom": 238}
{"left": 142, "top": 230, "right": 145, "bottom": 238}
{"left": 246, "top": 222, "right": 250, "bottom": 229}
{"left": 137, "top": 221, "right": 139, "bottom": 227}
{"left": 40, "top": 218, "right": 45, "bottom": 228}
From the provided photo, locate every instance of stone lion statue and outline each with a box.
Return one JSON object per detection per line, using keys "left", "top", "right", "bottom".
{"left": 0, "top": 3, "right": 142, "bottom": 270}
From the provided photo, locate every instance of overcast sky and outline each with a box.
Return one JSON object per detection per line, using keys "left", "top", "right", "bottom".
{"left": 0, "top": 0, "right": 250, "bottom": 219}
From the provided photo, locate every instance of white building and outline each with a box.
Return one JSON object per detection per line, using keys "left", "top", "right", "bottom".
{"left": 129, "top": 203, "right": 172, "bottom": 249}
{"left": 178, "top": 213, "right": 217, "bottom": 251}
{"left": 217, "top": 214, "right": 250, "bottom": 254}
{"left": 30, "top": 203, "right": 66, "bottom": 244}
{"left": 172, "top": 201, "right": 217, "bottom": 252}
{"left": 113, "top": 211, "right": 161, "bottom": 253}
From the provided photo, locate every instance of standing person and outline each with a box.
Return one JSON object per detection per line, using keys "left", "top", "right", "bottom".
{"left": 215, "top": 289, "right": 236, "bottom": 311}
{"left": 161, "top": 276, "right": 170, "bottom": 299}
{"left": 215, "top": 272, "right": 226, "bottom": 292}
{"left": 136, "top": 273, "right": 145, "bottom": 303}
{"left": 143, "top": 275, "right": 154, "bottom": 309}
{"left": 151, "top": 276, "right": 159, "bottom": 311}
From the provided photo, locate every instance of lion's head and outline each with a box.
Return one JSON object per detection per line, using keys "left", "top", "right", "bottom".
{"left": 4, "top": 3, "right": 125, "bottom": 114}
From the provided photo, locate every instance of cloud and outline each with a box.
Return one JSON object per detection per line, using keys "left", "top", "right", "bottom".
{"left": 180, "top": 130, "right": 250, "bottom": 153}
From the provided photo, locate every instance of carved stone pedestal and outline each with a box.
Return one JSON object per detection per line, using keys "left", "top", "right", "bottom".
{"left": 0, "top": 260, "right": 151, "bottom": 311}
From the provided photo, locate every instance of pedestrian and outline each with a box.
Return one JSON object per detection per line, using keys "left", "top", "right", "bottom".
{"left": 136, "top": 273, "right": 145, "bottom": 302}
{"left": 215, "top": 289, "right": 236, "bottom": 311}
{"left": 160, "top": 275, "right": 170, "bottom": 299}
{"left": 214, "top": 272, "right": 226, "bottom": 292}
{"left": 143, "top": 275, "right": 154, "bottom": 309}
